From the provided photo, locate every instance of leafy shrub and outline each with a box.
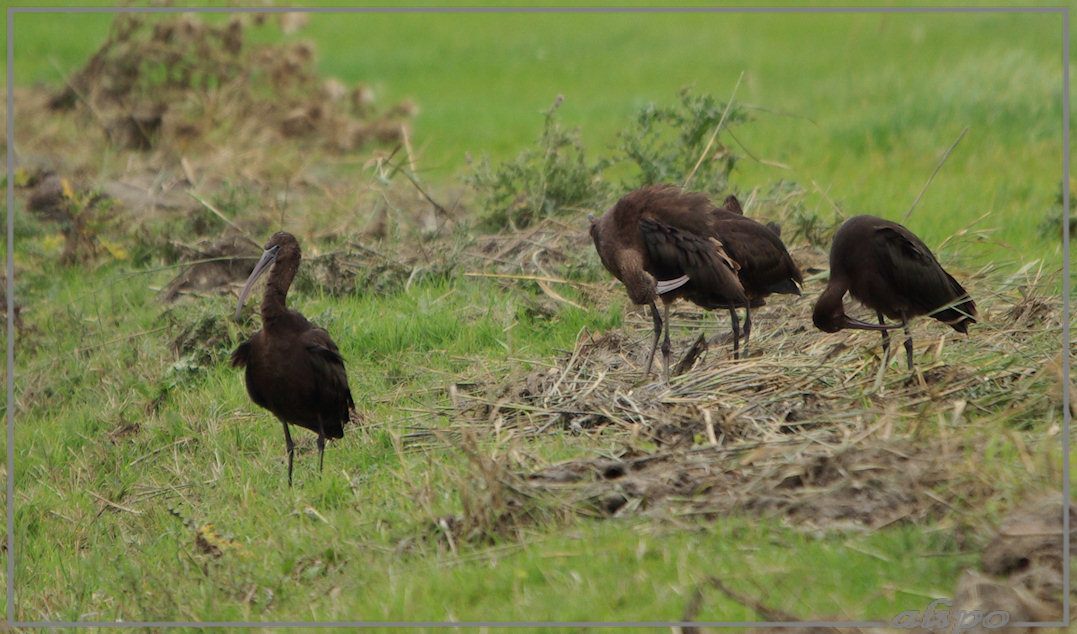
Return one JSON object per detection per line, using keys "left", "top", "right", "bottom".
{"left": 612, "top": 87, "right": 750, "bottom": 196}
{"left": 467, "top": 96, "right": 613, "bottom": 231}
{"left": 468, "top": 88, "right": 813, "bottom": 238}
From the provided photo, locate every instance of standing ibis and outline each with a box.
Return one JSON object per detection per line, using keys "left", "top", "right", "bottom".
{"left": 708, "top": 195, "right": 803, "bottom": 357}
{"left": 589, "top": 184, "right": 746, "bottom": 379}
{"left": 231, "top": 232, "right": 355, "bottom": 486}
{"left": 812, "top": 215, "right": 977, "bottom": 371}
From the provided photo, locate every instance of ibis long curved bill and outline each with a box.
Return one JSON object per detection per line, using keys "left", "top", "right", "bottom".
{"left": 235, "top": 244, "right": 280, "bottom": 321}
{"left": 841, "top": 315, "right": 903, "bottom": 331}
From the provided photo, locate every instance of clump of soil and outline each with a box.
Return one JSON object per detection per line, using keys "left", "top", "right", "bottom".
{"left": 22, "top": 168, "right": 117, "bottom": 264}
{"left": 978, "top": 495, "right": 1075, "bottom": 616}
{"left": 166, "top": 307, "right": 236, "bottom": 368}
{"left": 292, "top": 242, "right": 458, "bottom": 299}
{"left": 162, "top": 234, "right": 260, "bottom": 303}
{"left": 903, "top": 496, "right": 1074, "bottom": 633}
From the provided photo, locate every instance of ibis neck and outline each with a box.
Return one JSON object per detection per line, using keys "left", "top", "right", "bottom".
{"left": 812, "top": 278, "right": 849, "bottom": 333}
{"left": 261, "top": 263, "right": 296, "bottom": 324}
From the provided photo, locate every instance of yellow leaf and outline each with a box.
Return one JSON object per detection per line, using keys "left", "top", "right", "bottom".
{"left": 99, "top": 238, "right": 129, "bottom": 261}
{"left": 60, "top": 178, "right": 75, "bottom": 200}
{"left": 42, "top": 233, "right": 65, "bottom": 251}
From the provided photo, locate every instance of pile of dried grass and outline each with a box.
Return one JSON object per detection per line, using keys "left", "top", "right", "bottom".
{"left": 413, "top": 222, "right": 1067, "bottom": 547}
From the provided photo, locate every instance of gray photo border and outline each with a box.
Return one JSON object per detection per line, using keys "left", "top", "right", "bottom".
{"left": 5, "top": 4, "right": 1071, "bottom": 629}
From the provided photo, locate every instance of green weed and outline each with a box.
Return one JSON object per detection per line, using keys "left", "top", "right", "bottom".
{"left": 612, "top": 86, "right": 749, "bottom": 195}
{"left": 468, "top": 96, "right": 612, "bottom": 231}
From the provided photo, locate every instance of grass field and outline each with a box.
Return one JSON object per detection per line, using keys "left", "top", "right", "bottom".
{"left": 3, "top": 5, "right": 1072, "bottom": 629}
{"left": 8, "top": 8, "right": 1067, "bottom": 255}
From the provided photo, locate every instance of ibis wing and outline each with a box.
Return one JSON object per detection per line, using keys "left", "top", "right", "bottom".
{"left": 232, "top": 335, "right": 275, "bottom": 411}
{"left": 717, "top": 221, "right": 803, "bottom": 294}
{"left": 872, "top": 226, "right": 976, "bottom": 327}
{"left": 301, "top": 328, "right": 355, "bottom": 438}
{"left": 231, "top": 339, "right": 252, "bottom": 368}
{"left": 638, "top": 217, "right": 745, "bottom": 303}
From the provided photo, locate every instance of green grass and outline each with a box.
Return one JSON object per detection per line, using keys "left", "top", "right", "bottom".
{"left": 4, "top": 5, "right": 1072, "bottom": 627}
{"left": 310, "top": 11, "right": 1065, "bottom": 259}
{"left": 6, "top": 244, "right": 1068, "bottom": 623}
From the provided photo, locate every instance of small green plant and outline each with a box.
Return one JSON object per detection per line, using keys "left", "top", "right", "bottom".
{"left": 47, "top": 178, "right": 124, "bottom": 265}
{"left": 763, "top": 179, "right": 837, "bottom": 249}
{"left": 468, "top": 96, "right": 612, "bottom": 231}
{"left": 613, "top": 87, "right": 750, "bottom": 195}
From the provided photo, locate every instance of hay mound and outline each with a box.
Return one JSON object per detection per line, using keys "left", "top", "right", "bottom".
{"left": 428, "top": 237, "right": 1065, "bottom": 539}
{"left": 526, "top": 439, "right": 953, "bottom": 528}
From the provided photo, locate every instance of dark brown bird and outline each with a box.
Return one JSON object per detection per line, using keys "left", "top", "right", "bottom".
{"left": 231, "top": 232, "right": 355, "bottom": 486}
{"left": 708, "top": 195, "right": 803, "bottom": 357}
{"left": 812, "top": 215, "right": 977, "bottom": 371}
{"left": 721, "top": 194, "right": 743, "bottom": 214}
{"left": 590, "top": 185, "right": 746, "bottom": 378}
{"left": 721, "top": 194, "right": 783, "bottom": 238}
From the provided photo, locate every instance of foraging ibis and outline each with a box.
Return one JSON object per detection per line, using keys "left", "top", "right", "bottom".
{"left": 589, "top": 184, "right": 746, "bottom": 378}
{"left": 231, "top": 232, "right": 355, "bottom": 486}
{"left": 812, "top": 215, "right": 976, "bottom": 371}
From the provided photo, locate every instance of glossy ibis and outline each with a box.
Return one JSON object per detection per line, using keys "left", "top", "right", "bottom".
{"left": 231, "top": 232, "right": 355, "bottom": 486}
{"left": 812, "top": 215, "right": 976, "bottom": 371}
{"left": 590, "top": 185, "right": 746, "bottom": 378}
{"left": 708, "top": 195, "right": 803, "bottom": 357}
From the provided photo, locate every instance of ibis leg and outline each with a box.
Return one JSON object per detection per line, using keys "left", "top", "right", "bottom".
{"left": 877, "top": 311, "right": 891, "bottom": 365}
{"left": 645, "top": 301, "right": 663, "bottom": 377}
{"left": 281, "top": 419, "right": 295, "bottom": 487}
{"left": 317, "top": 420, "right": 327, "bottom": 473}
{"left": 660, "top": 302, "right": 672, "bottom": 381}
{"left": 901, "top": 314, "right": 914, "bottom": 371}
{"left": 727, "top": 305, "right": 741, "bottom": 360}
{"left": 742, "top": 305, "right": 752, "bottom": 358}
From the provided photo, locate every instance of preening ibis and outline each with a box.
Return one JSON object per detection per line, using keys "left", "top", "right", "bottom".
{"left": 231, "top": 232, "right": 355, "bottom": 486}
{"left": 812, "top": 215, "right": 976, "bottom": 371}
{"left": 590, "top": 184, "right": 746, "bottom": 378}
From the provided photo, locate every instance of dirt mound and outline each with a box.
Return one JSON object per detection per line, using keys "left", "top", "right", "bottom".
{"left": 49, "top": 14, "right": 412, "bottom": 155}
{"left": 162, "top": 234, "right": 260, "bottom": 303}
{"left": 977, "top": 495, "right": 1075, "bottom": 620}
{"left": 14, "top": 12, "right": 425, "bottom": 275}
